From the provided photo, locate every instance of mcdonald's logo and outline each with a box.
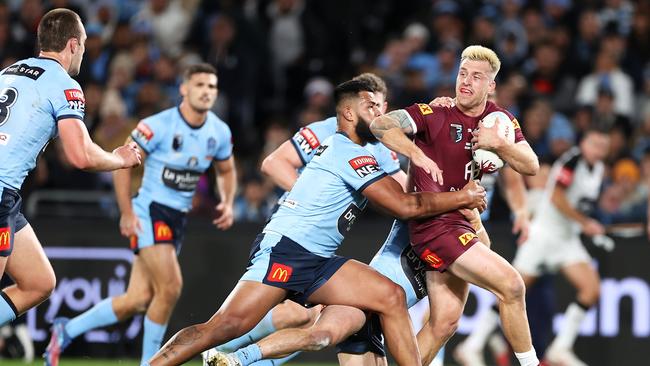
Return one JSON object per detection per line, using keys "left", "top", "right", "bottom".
{"left": 130, "top": 235, "right": 138, "bottom": 250}
{"left": 421, "top": 248, "right": 443, "bottom": 269}
{"left": 153, "top": 221, "right": 173, "bottom": 242}
{"left": 267, "top": 263, "right": 293, "bottom": 283}
{"left": 0, "top": 227, "right": 11, "bottom": 251}
{"left": 458, "top": 232, "right": 478, "bottom": 246}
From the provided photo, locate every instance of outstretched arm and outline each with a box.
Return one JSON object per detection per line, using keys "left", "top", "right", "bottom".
{"left": 500, "top": 166, "right": 530, "bottom": 244}
{"left": 362, "top": 177, "right": 487, "bottom": 220}
{"left": 58, "top": 118, "right": 141, "bottom": 171}
{"left": 113, "top": 136, "right": 146, "bottom": 237}
{"left": 260, "top": 140, "right": 304, "bottom": 191}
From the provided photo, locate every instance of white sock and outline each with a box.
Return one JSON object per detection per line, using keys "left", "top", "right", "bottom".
{"left": 464, "top": 307, "right": 499, "bottom": 350}
{"left": 515, "top": 348, "right": 539, "bottom": 366}
{"left": 550, "top": 302, "right": 587, "bottom": 350}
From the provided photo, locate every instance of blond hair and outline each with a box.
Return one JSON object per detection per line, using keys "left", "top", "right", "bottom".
{"left": 460, "top": 45, "right": 501, "bottom": 78}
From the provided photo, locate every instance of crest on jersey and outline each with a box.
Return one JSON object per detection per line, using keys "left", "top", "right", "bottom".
{"left": 450, "top": 123, "right": 463, "bottom": 143}
{"left": 349, "top": 156, "right": 380, "bottom": 178}
{"left": 207, "top": 137, "right": 216, "bottom": 152}
{"left": 172, "top": 134, "right": 183, "bottom": 151}
{"left": 512, "top": 118, "right": 521, "bottom": 130}
{"left": 187, "top": 156, "right": 198, "bottom": 167}
{"left": 458, "top": 232, "right": 478, "bottom": 246}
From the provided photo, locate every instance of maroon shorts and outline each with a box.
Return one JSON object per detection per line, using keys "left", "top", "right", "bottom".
{"left": 411, "top": 223, "right": 480, "bottom": 272}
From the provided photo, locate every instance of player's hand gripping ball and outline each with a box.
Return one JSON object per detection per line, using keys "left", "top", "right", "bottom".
{"left": 473, "top": 111, "right": 514, "bottom": 173}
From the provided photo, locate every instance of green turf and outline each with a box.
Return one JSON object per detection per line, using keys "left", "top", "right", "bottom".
{"left": 0, "top": 360, "right": 337, "bottom": 366}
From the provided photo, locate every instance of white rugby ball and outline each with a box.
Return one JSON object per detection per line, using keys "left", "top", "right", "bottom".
{"left": 473, "top": 111, "right": 514, "bottom": 174}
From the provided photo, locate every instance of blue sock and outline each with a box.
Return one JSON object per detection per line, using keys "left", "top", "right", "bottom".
{"left": 65, "top": 298, "right": 118, "bottom": 339}
{"left": 217, "top": 311, "right": 276, "bottom": 352}
{"left": 0, "top": 291, "right": 18, "bottom": 326}
{"left": 234, "top": 344, "right": 263, "bottom": 366}
{"left": 250, "top": 352, "right": 301, "bottom": 366}
{"left": 141, "top": 316, "right": 168, "bottom": 364}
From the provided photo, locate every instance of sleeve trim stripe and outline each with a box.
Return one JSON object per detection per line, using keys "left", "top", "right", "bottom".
{"left": 358, "top": 172, "right": 388, "bottom": 193}
{"left": 56, "top": 114, "right": 83, "bottom": 122}
{"left": 407, "top": 112, "right": 417, "bottom": 134}
{"left": 290, "top": 139, "right": 308, "bottom": 165}
{"left": 131, "top": 136, "right": 151, "bottom": 154}
{"left": 213, "top": 154, "right": 232, "bottom": 162}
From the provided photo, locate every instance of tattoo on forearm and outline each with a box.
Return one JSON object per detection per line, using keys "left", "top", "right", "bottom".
{"left": 372, "top": 110, "right": 411, "bottom": 138}
{"left": 170, "top": 326, "right": 204, "bottom": 346}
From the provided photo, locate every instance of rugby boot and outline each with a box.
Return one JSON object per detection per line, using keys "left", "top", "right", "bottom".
{"left": 43, "top": 317, "right": 72, "bottom": 366}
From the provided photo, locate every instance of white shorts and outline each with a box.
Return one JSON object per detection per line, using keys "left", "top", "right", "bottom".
{"left": 512, "top": 227, "right": 591, "bottom": 276}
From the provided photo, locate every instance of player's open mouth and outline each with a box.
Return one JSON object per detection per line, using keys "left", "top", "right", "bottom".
{"left": 460, "top": 88, "right": 472, "bottom": 95}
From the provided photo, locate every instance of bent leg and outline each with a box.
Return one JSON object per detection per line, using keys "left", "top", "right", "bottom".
{"left": 4, "top": 225, "right": 56, "bottom": 315}
{"left": 419, "top": 271, "right": 468, "bottom": 365}
{"left": 450, "top": 243, "right": 537, "bottom": 365}
{"left": 256, "top": 305, "right": 366, "bottom": 359}
{"left": 149, "top": 280, "right": 287, "bottom": 365}
{"left": 307, "top": 260, "right": 421, "bottom": 366}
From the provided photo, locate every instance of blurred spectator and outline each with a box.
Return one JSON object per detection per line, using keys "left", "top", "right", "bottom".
{"left": 9, "top": 0, "right": 43, "bottom": 58}
{"left": 521, "top": 99, "right": 575, "bottom": 160}
{"left": 569, "top": 9, "right": 602, "bottom": 78}
{"left": 606, "top": 124, "right": 631, "bottom": 164}
{"left": 267, "top": 0, "right": 305, "bottom": 102}
{"left": 131, "top": 0, "right": 194, "bottom": 57}
{"left": 233, "top": 175, "right": 276, "bottom": 223}
{"left": 598, "top": 158, "right": 646, "bottom": 224}
{"left": 593, "top": 84, "right": 632, "bottom": 137}
{"left": 402, "top": 22, "right": 437, "bottom": 89}
{"left": 599, "top": 0, "right": 635, "bottom": 36}
{"left": 576, "top": 49, "right": 634, "bottom": 117}
{"left": 77, "top": 23, "right": 112, "bottom": 85}
{"left": 302, "top": 77, "right": 334, "bottom": 116}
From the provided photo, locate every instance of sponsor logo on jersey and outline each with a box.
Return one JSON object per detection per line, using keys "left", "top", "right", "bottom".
{"left": 0, "top": 227, "right": 11, "bottom": 252}
{"left": 64, "top": 89, "right": 85, "bottom": 112}
{"left": 338, "top": 203, "right": 362, "bottom": 235}
{"left": 129, "top": 235, "right": 138, "bottom": 250}
{"left": 153, "top": 221, "right": 173, "bottom": 242}
{"left": 134, "top": 122, "right": 154, "bottom": 142}
{"left": 421, "top": 248, "right": 444, "bottom": 269}
{"left": 417, "top": 103, "right": 433, "bottom": 115}
{"left": 349, "top": 156, "right": 380, "bottom": 178}
{"left": 401, "top": 246, "right": 427, "bottom": 299}
{"left": 314, "top": 145, "right": 328, "bottom": 156}
{"left": 162, "top": 166, "right": 202, "bottom": 191}
{"left": 0, "top": 132, "right": 9, "bottom": 146}
{"left": 450, "top": 123, "right": 463, "bottom": 143}
{"left": 458, "top": 232, "right": 478, "bottom": 246}
{"left": 293, "top": 127, "right": 320, "bottom": 154}
{"left": 557, "top": 166, "right": 574, "bottom": 187}
{"left": 267, "top": 263, "right": 293, "bottom": 283}
{"left": 2, "top": 63, "right": 45, "bottom": 80}
{"left": 511, "top": 118, "right": 521, "bottom": 130}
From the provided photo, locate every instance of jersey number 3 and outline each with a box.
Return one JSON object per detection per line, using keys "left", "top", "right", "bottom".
{"left": 0, "top": 87, "right": 18, "bottom": 127}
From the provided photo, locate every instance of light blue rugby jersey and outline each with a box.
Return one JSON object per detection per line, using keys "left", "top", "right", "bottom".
{"left": 0, "top": 57, "right": 85, "bottom": 190}
{"left": 264, "top": 132, "right": 387, "bottom": 257}
{"left": 291, "top": 117, "right": 401, "bottom": 174}
{"left": 130, "top": 107, "right": 232, "bottom": 212}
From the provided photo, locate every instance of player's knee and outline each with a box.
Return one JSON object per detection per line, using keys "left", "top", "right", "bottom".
{"left": 132, "top": 290, "right": 153, "bottom": 312}
{"left": 378, "top": 283, "right": 406, "bottom": 312}
{"left": 432, "top": 316, "right": 459, "bottom": 340}
{"left": 35, "top": 271, "right": 56, "bottom": 300}
{"left": 286, "top": 307, "right": 316, "bottom": 328}
{"left": 305, "top": 329, "right": 332, "bottom": 351}
{"left": 499, "top": 271, "right": 526, "bottom": 303}
{"left": 159, "top": 277, "right": 183, "bottom": 302}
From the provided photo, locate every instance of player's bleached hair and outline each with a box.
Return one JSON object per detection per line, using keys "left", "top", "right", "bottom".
{"left": 460, "top": 45, "right": 501, "bottom": 78}
{"left": 353, "top": 73, "right": 388, "bottom": 97}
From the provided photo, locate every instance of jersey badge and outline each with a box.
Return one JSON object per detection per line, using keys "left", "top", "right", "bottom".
{"left": 64, "top": 89, "right": 85, "bottom": 112}
{"left": 267, "top": 263, "right": 293, "bottom": 283}
{"left": 458, "top": 232, "right": 478, "bottom": 246}
{"left": 450, "top": 123, "right": 463, "bottom": 143}
{"left": 417, "top": 103, "right": 433, "bottom": 115}
{"left": 349, "top": 156, "right": 380, "bottom": 178}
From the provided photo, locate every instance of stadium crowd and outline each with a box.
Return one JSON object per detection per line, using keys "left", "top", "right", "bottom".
{"left": 2, "top": 0, "right": 649, "bottom": 227}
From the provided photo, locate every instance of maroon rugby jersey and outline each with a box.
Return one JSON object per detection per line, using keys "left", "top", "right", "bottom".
{"left": 404, "top": 101, "right": 526, "bottom": 246}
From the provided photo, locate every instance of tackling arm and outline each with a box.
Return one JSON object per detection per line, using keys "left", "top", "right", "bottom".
{"left": 362, "top": 177, "right": 486, "bottom": 220}
{"left": 260, "top": 140, "right": 303, "bottom": 191}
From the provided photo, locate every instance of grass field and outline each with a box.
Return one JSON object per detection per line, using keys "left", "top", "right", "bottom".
{"left": 0, "top": 360, "right": 337, "bottom": 366}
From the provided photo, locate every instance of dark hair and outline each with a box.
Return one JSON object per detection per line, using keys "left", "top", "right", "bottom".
{"left": 37, "top": 9, "right": 83, "bottom": 52}
{"left": 334, "top": 79, "right": 375, "bottom": 106}
{"left": 182, "top": 63, "right": 217, "bottom": 81}
{"left": 352, "top": 73, "right": 388, "bottom": 96}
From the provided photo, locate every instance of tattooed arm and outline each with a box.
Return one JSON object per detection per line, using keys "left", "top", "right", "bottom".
{"left": 370, "top": 110, "right": 443, "bottom": 184}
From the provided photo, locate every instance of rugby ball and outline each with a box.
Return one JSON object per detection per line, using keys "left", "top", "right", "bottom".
{"left": 473, "top": 111, "right": 515, "bottom": 173}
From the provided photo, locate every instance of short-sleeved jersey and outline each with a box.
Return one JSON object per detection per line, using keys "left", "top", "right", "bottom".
{"left": 130, "top": 107, "right": 232, "bottom": 212}
{"left": 0, "top": 57, "right": 85, "bottom": 190}
{"left": 403, "top": 101, "right": 527, "bottom": 245}
{"left": 264, "top": 132, "right": 387, "bottom": 257}
{"left": 290, "top": 117, "right": 401, "bottom": 174}
{"left": 532, "top": 147, "right": 604, "bottom": 237}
